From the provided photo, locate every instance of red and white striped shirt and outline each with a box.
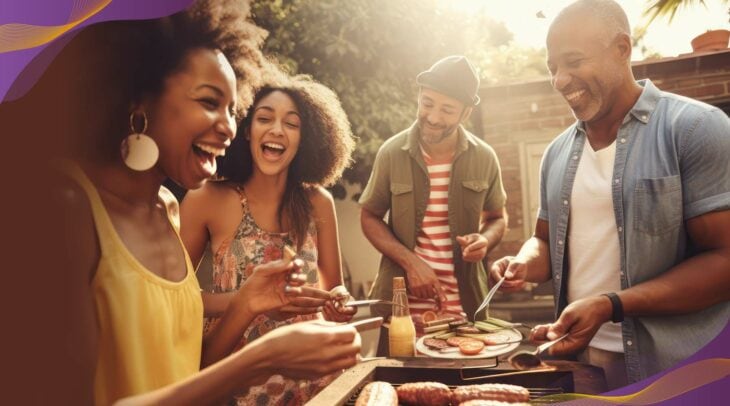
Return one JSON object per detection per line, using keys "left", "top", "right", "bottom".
{"left": 408, "top": 150, "right": 464, "bottom": 333}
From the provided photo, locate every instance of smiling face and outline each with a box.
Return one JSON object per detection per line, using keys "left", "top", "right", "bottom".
{"left": 546, "top": 14, "right": 625, "bottom": 123}
{"left": 417, "top": 88, "right": 469, "bottom": 145}
{"left": 247, "top": 90, "right": 302, "bottom": 179}
{"left": 144, "top": 47, "right": 237, "bottom": 190}
{"left": 418, "top": 87, "right": 471, "bottom": 145}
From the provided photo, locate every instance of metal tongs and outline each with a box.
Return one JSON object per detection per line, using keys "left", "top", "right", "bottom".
{"left": 508, "top": 333, "right": 570, "bottom": 370}
{"left": 473, "top": 276, "right": 506, "bottom": 320}
{"left": 345, "top": 299, "right": 405, "bottom": 308}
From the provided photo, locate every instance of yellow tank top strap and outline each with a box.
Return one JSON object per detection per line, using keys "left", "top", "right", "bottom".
{"left": 158, "top": 185, "right": 181, "bottom": 232}
{"left": 56, "top": 161, "right": 122, "bottom": 258}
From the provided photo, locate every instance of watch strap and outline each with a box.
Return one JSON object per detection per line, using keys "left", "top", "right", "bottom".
{"left": 602, "top": 292, "right": 624, "bottom": 323}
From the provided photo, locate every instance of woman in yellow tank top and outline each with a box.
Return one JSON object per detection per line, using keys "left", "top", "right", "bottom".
{"left": 38, "top": 2, "right": 361, "bottom": 405}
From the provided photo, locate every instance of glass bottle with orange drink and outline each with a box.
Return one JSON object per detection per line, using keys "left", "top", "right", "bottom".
{"left": 388, "top": 276, "right": 416, "bottom": 357}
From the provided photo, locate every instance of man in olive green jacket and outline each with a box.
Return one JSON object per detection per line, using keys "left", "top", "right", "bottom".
{"left": 359, "top": 56, "right": 507, "bottom": 355}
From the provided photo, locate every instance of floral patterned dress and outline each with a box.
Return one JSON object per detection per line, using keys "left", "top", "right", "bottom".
{"left": 206, "top": 186, "right": 337, "bottom": 405}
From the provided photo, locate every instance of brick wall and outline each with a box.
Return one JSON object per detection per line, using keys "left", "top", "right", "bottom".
{"left": 480, "top": 81, "right": 573, "bottom": 261}
{"left": 478, "top": 50, "right": 730, "bottom": 262}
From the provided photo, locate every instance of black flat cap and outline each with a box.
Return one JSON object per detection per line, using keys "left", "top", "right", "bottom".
{"left": 416, "top": 55, "right": 480, "bottom": 106}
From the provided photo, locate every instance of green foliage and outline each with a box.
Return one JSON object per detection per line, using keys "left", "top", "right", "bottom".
{"left": 642, "top": 0, "right": 729, "bottom": 27}
{"left": 251, "top": 0, "right": 548, "bottom": 188}
{"left": 476, "top": 44, "right": 551, "bottom": 86}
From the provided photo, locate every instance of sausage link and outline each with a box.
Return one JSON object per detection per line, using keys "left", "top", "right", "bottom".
{"left": 355, "top": 381, "right": 398, "bottom": 406}
{"left": 396, "top": 382, "right": 452, "bottom": 406}
{"left": 459, "top": 400, "right": 531, "bottom": 406}
{"left": 452, "top": 383, "right": 530, "bottom": 404}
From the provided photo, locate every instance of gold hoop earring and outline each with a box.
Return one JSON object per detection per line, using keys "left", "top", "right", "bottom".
{"left": 121, "top": 112, "right": 159, "bottom": 171}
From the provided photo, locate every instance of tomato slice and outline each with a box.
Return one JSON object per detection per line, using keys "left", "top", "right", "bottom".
{"left": 483, "top": 333, "right": 512, "bottom": 346}
{"left": 421, "top": 311, "right": 438, "bottom": 323}
{"left": 447, "top": 336, "right": 479, "bottom": 347}
{"left": 459, "top": 340, "right": 485, "bottom": 355}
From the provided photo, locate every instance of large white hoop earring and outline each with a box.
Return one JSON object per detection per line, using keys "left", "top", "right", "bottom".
{"left": 121, "top": 112, "right": 159, "bottom": 171}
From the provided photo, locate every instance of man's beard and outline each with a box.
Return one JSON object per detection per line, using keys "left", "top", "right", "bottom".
{"left": 418, "top": 120, "right": 458, "bottom": 145}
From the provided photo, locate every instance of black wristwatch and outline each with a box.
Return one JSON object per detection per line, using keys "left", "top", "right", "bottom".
{"left": 602, "top": 292, "right": 624, "bottom": 323}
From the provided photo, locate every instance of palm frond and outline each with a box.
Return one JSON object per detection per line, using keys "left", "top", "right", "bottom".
{"left": 642, "top": 0, "right": 710, "bottom": 27}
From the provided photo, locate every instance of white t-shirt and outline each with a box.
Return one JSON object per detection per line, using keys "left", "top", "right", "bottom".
{"left": 567, "top": 140, "right": 623, "bottom": 353}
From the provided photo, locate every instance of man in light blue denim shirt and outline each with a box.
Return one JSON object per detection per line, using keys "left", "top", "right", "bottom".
{"left": 490, "top": 0, "right": 730, "bottom": 388}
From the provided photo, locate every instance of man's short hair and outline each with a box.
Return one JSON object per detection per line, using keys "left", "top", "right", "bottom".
{"left": 553, "top": 0, "right": 630, "bottom": 46}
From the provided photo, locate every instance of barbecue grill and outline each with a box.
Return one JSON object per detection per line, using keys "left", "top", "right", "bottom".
{"left": 307, "top": 358, "right": 607, "bottom": 405}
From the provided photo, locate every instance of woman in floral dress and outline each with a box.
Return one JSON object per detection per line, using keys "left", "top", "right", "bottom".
{"left": 181, "top": 75, "right": 357, "bottom": 405}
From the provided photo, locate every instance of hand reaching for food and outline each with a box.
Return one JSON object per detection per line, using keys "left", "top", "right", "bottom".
{"left": 266, "top": 286, "right": 333, "bottom": 321}
{"left": 235, "top": 246, "right": 314, "bottom": 317}
{"left": 489, "top": 256, "right": 528, "bottom": 293}
{"left": 529, "top": 295, "right": 612, "bottom": 356}
{"left": 235, "top": 258, "right": 307, "bottom": 315}
{"left": 251, "top": 321, "right": 362, "bottom": 380}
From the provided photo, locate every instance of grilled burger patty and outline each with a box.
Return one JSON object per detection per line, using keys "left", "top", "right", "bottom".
{"left": 424, "top": 338, "right": 450, "bottom": 350}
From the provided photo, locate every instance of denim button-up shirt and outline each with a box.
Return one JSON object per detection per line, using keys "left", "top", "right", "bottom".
{"left": 538, "top": 80, "right": 730, "bottom": 382}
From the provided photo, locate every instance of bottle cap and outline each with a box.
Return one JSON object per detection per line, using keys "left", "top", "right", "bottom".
{"left": 393, "top": 276, "right": 406, "bottom": 290}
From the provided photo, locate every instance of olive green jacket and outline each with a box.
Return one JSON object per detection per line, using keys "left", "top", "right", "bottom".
{"left": 359, "top": 122, "right": 506, "bottom": 320}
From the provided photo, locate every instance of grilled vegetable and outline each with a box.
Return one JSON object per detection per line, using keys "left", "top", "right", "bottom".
{"left": 423, "top": 324, "right": 451, "bottom": 334}
{"left": 474, "top": 321, "right": 504, "bottom": 333}
{"left": 433, "top": 331, "right": 455, "bottom": 340}
{"left": 456, "top": 325, "right": 482, "bottom": 335}
{"left": 485, "top": 317, "right": 516, "bottom": 329}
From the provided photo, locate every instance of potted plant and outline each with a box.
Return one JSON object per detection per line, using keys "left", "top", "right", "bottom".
{"left": 644, "top": 1, "right": 730, "bottom": 52}
{"left": 691, "top": 28, "right": 730, "bottom": 52}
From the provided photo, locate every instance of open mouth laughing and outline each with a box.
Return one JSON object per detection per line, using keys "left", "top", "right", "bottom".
{"left": 261, "top": 141, "right": 287, "bottom": 160}
{"left": 564, "top": 89, "right": 586, "bottom": 105}
{"left": 192, "top": 142, "right": 227, "bottom": 177}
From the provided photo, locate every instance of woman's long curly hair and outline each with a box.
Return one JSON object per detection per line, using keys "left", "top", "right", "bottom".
{"left": 218, "top": 75, "right": 356, "bottom": 248}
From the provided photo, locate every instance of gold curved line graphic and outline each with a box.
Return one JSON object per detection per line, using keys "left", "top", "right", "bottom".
{"left": 537, "top": 358, "right": 730, "bottom": 405}
{"left": 69, "top": 0, "right": 97, "bottom": 23}
{"left": 0, "top": 0, "right": 111, "bottom": 53}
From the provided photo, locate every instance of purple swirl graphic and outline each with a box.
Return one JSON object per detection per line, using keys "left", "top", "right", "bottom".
{"left": 0, "top": 0, "right": 193, "bottom": 101}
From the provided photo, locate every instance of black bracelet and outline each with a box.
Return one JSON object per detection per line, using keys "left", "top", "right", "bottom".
{"left": 602, "top": 292, "right": 624, "bottom": 323}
